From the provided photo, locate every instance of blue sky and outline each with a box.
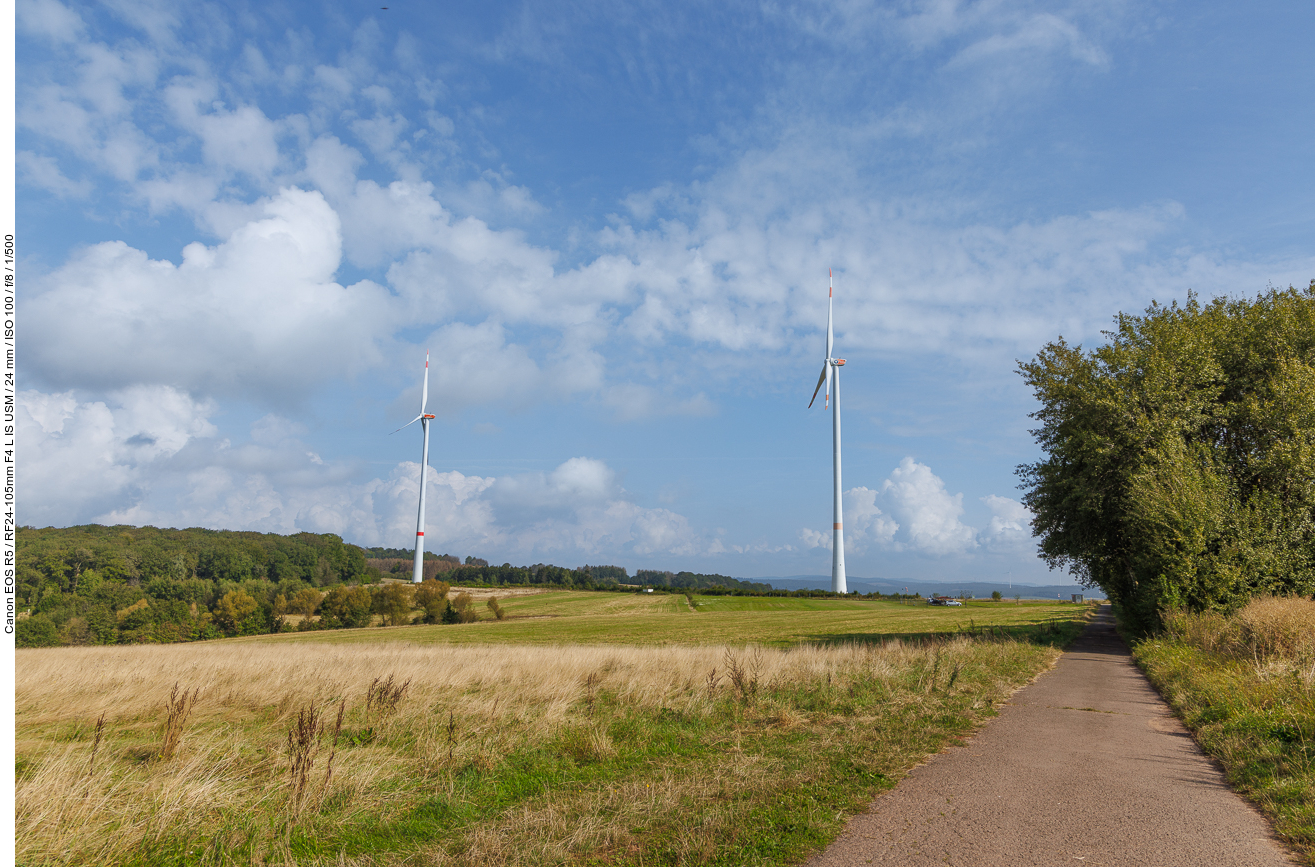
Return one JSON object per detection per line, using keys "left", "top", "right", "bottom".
{"left": 17, "top": 0, "right": 1315, "bottom": 584}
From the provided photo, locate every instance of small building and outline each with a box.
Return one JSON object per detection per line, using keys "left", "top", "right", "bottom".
{"left": 1072, "top": 593, "right": 1084, "bottom": 603}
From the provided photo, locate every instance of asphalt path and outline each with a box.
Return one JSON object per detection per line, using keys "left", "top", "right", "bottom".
{"left": 805, "top": 605, "right": 1297, "bottom": 866}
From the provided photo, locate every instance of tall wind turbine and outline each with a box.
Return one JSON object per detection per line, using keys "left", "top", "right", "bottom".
{"left": 808, "top": 270, "right": 847, "bottom": 594}
{"left": 393, "top": 352, "right": 436, "bottom": 584}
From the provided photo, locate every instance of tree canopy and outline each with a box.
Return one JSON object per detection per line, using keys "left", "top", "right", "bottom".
{"left": 1018, "top": 283, "right": 1315, "bottom": 630}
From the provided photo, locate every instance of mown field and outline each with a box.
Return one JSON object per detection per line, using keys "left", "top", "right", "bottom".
{"left": 17, "top": 591, "right": 1093, "bottom": 867}
{"left": 265, "top": 590, "right": 1083, "bottom": 648}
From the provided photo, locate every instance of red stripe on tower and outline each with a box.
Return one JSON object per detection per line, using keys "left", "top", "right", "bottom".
{"left": 416, "top": 531, "right": 424, "bottom": 536}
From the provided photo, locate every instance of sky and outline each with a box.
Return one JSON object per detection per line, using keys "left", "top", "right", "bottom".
{"left": 16, "top": 0, "right": 1315, "bottom": 585}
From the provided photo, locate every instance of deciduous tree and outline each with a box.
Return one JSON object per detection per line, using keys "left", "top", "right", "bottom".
{"left": 1019, "top": 283, "right": 1315, "bottom": 630}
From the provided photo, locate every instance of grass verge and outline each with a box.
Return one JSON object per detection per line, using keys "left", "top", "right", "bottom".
{"left": 18, "top": 599, "right": 1089, "bottom": 866}
{"left": 1132, "top": 598, "right": 1315, "bottom": 865}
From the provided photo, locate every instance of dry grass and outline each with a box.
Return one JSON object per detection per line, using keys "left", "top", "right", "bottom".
{"left": 17, "top": 625, "right": 1075, "bottom": 866}
{"left": 1138, "top": 596, "right": 1315, "bottom": 863}
{"left": 1162, "top": 595, "right": 1315, "bottom": 674}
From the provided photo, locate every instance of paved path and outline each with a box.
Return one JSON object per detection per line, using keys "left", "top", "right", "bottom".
{"left": 806, "top": 605, "right": 1296, "bottom": 866}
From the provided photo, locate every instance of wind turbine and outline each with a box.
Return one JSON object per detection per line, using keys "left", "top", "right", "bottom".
{"left": 808, "top": 270, "right": 847, "bottom": 594}
{"left": 393, "top": 351, "right": 436, "bottom": 584}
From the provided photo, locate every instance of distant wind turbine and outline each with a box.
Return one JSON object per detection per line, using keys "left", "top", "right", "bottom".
{"left": 808, "top": 270, "right": 847, "bottom": 594}
{"left": 393, "top": 351, "right": 436, "bottom": 584}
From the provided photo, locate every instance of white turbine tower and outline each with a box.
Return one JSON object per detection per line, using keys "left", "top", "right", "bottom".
{"left": 393, "top": 352, "right": 436, "bottom": 584}
{"left": 808, "top": 270, "right": 847, "bottom": 594}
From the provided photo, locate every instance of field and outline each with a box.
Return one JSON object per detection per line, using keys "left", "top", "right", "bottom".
{"left": 267, "top": 590, "right": 1082, "bottom": 648}
{"left": 17, "top": 591, "right": 1092, "bottom": 866}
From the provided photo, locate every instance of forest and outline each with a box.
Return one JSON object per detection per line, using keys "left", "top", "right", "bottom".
{"left": 13, "top": 524, "right": 616, "bottom": 648}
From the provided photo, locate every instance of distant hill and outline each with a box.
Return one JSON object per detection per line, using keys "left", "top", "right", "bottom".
{"left": 761, "top": 575, "right": 1104, "bottom": 600}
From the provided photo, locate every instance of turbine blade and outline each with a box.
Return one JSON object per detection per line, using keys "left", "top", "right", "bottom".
{"left": 808, "top": 364, "right": 828, "bottom": 408}
{"left": 421, "top": 350, "right": 430, "bottom": 415}
{"left": 826, "top": 273, "right": 834, "bottom": 361}
{"left": 391, "top": 414, "right": 424, "bottom": 434}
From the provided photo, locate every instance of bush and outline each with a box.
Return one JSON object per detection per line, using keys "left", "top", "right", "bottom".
{"left": 442, "top": 593, "right": 478, "bottom": 624}
{"left": 1235, "top": 596, "right": 1315, "bottom": 661}
{"left": 1019, "top": 285, "right": 1315, "bottom": 631}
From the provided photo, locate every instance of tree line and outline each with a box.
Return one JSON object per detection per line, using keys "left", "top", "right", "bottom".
{"left": 16, "top": 526, "right": 920, "bottom": 649}
{"left": 1019, "top": 283, "right": 1315, "bottom": 631}
{"left": 13, "top": 525, "right": 626, "bottom": 647}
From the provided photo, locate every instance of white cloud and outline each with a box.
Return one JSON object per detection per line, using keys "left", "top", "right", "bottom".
{"left": 980, "top": 493, "right": 1035, "bottom": 552}
{"left": 878, "top": 457, "right": 978, "bottom": 556}
{"left": 17, "top": 0, "right": 86, "bottom": 44}
{"left": 18, "top": 387, "right": 216, "bottom": 527}
{"left": 22, "top": 388, "right": 709, "bottom": 559}
{"left": 17, "top": 150, "right": 92, "bottom": 198}
{"left": 25, "top": 187, "right": 394, "bottom": 402}
{"left": 802, "top": 458, "right": 1000, "bottom": 557}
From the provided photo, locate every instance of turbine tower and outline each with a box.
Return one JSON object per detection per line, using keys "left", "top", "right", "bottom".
{"left": 808, "top": 270, "right": 847, "bottom": 594}
{"left": 393, "top": 352, "right": 436, "bottom": 584}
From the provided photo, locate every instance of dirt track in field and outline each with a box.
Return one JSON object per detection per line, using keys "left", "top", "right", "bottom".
{"left": 806, "top": 605, "right": 1297, "bottom": 866}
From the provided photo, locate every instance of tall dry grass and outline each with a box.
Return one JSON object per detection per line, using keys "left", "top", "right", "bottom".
{"left": 17, "top": 635, "right": 1057, "bottom": 866}
{"left": 1162, "top": 595, "right": 1315, "bottom": 674}
{"left": 1138, "top": 595, "right": 1315, "bottom": 863}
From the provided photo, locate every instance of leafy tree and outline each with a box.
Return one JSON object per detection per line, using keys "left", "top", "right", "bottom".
{"left": 374, "top": 583, "right": 416, "bottom": 626}
{"left": 415, "top": 579, "right": 450, "bottom": 623}
{"left": 289, "top": 587, "right": 322, "bottom": 617}
{"left": 16, "top": 616, "right": 61, "bottom": 648}
{"left": 213, "top": 590, "right": 258, "bottom": 634}
{"left": 319, "top": 584, "right": 373, "bottom": 629}
{"left": 1018, "top": 284, "right": 1315, "bottom": 630}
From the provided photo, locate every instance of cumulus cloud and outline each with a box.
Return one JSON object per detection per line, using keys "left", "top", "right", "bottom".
{"left": 19, "top": 387, "right": 217, "bottom": 527}
{"left": 25, "top": 188, "right": 394, "bottom": 401}
{"left": 980, "top": 493, "right": 1035, "bottom": 552}
{"left": 21, "top": 387, "right": 709, "bottom": 559}
{"left": 802, "top": 458, "right": 1027, "bottom": 557}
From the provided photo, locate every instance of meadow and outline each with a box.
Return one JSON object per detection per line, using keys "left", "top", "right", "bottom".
{"left": 17, "top": 592, "right": 1091, "bottom": 866}
{"left": 1133, "top": 597, "right": 1315, "bottom": 864}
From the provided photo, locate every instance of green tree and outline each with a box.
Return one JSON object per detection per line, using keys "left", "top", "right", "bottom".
{"left": 213, "top": 589, "right": 258, "bottom": 634}
{"left": 415, "top": 579, "right": 450, "bottom": 623}
{"left": 1018, "top": 284, "right": 1315, "bottom": 630}
{"left": 442, "top": 592, "right": 478, "bottom": 624}
{"left": 319, "top": 584, "right": 373, "bottom": 629}
{"left": 374, "top": 583, "right": 416, "bottom": 626}
{"left": 16, "top": 615, "right": 61, "bottom": 648}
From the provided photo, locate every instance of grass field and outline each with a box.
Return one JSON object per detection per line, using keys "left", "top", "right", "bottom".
{"left": 262, "top": 590, "right": 1084, "bottom": 648}
{"left": 17, "top": 591, "right": 1093, "bottom": 867}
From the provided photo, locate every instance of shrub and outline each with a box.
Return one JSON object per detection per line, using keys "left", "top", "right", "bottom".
{"left": 487, "top": 597, "right": 506, "bottom": 620}
{"left": 1234, "top": 595, "right": 1315, "bottom": 661}
{"left": 441, "top": 593, "right": 478, "bottom": 624}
